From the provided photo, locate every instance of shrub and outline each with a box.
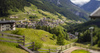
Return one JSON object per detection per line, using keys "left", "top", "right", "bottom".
{"left": 29, "top": 15, "right": 38, "bottom": 19}
{"left": 11, "top": 29, "right": 23, "bottom": 35}
{"left": 34, "top": 41, "right": 43, "bottom": 51}
{"left": 52, "top": 34, "right": 57, "bottom": 39}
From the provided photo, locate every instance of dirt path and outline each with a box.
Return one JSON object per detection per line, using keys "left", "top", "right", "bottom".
{"left": 62, "top": 46, "right": 100, "bottom": 53}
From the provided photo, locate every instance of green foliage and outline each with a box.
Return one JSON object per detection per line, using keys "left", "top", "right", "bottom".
{"left": 58, "top": 15, "right": 62, "bottom": 19}
{"left": 68, "top": 20, "right": 100, "bottom": 32}
{"left": 33, "top": 41, "right": 43, "bottom": 51}
{"left": 56, "top": 30, "right": 65, "bottom": 45}
{"left": 71, "top": 49, "right": 90, "bottom": 53}
{"left": 29, "top": 15, "right": 38, "bottom": 19}
{"left": 77, "top": 27, "right": 100, "bottom": 47}
{"left": 98, "top": 41, "right": 100, "bottom": 47}
{"left": 36, "top": 25, "right": 69, "bottom": 45}
{"left": 0, "top": 0, "right": 30, "bottom": 17}
{"left": 36, "top": 25, "right": 42, "bottom": 29}
{"left": 11, "top": 29, "right": 23, "bottom": 35}
{"left": 52, "top": 34, "right": 57, "bottom": 39}
{"left": 26, "top": 0, "right": 88, "bottom": 21}
{"left": 0, "top": 43, "right": 28, "bottom": 53}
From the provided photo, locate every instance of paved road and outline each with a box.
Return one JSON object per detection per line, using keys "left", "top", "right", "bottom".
{"left": 62, "top": 46, "right": 100, "bottom": 53}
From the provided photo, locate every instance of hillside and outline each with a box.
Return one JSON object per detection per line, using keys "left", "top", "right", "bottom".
{"left": 27, "top": 0, "right": 89, "bottom": 21}
{"left": 68, "top": 19, "right": 100, "bottom": 32}
{"left": 0, "top": 0, "right": 30, "bottom": 17}
{"left": 0, "top": 28, "right": 71, "bottom": 53}
{"left": 0, "top": 42, "right": 28, "bottom": 53}
{"left": 0, "top": 0, "right": 89, "bottom": 22}
{"left": 81, "top": 0, "right": 100, "bottom": 12}
{"left": 67, "top": 19, "right": 100, "bottom": 47}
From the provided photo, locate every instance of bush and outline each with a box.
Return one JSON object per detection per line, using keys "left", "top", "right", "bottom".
{"left": 29, "top": 15, "right": 38, "bottom": 19}
{"left": 52, "top": 34, "right": 57, "bottom": 39}
{"left": 11, "top": 29, "right": 23, "bottom": 35}
{"left": 34, "top": 41, "right": 43, "bottom": 51}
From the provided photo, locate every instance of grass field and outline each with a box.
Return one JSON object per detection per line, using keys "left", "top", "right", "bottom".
{"left": 5, "top": 28, "right": 71, "bottom": 48}
{"left": 71, "top": 49, "right": 90, "bottom": 53}
{"left": 0, "top": 42, "right": 28, "bottom": 53}
{"left": 0, "top": 28, "right": 71, "bottom": 53}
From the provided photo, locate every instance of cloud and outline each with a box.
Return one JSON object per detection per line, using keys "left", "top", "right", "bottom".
{"left": 71, "top": 0, "right": 90, "bottom": 6}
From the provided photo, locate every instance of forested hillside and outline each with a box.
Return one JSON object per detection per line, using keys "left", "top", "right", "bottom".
{"left": 81, "top": 0, "right": 100, "bottom": 12}
{"left": 67, "top": 19, "right": 100, "bottom": 47}
{"left": 68, "top": 19, "right": 100, "bottom": 32}
{"left": 0, "top": 0, "right": 89, "bottom": 21}
{"left": 26, "top": 0, "right": 89, "bottom": 21}
{"left": 0, "top": 0, "right": 30, "bottom": 16}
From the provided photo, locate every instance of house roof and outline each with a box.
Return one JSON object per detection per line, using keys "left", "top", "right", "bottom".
{"left": 0, "top": 21, "right": 15, "bottom": 24}
{"left": 90, "top": 7, "right": 100, "bottom": 18}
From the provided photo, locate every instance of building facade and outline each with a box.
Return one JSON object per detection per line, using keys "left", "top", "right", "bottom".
{"left": 0, "top": 21, "right": 16, "bottom": 31}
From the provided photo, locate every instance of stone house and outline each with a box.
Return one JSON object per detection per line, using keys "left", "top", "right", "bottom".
{"left": 0, "top": 21, "right": 16, "bottom": 31}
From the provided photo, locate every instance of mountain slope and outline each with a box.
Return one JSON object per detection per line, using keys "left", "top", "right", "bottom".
{"left": 81, "top": 0, "right": 100, "bottom": 12}
{"left": 26, "top": 0, "right": 89, "bottom": 21}
{"left": 0, "top": 0, "right": 89, "bottom": 21}
{"left": 0, "top": 0, "right": 30, "bottom": 17}
{"left": 68, "top": 19, "right": 100, "bottom": 32}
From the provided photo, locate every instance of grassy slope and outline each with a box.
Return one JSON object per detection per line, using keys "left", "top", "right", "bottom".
{"left": 0, "top": 42, "right": 28, "bottom": 53}
{"left": 9, "top": 28, "right": 71, "bottom": 48}
{"left": 0, "top": 4, "right": 68, "bottom": 21}
{"left": 0, "top": 4, "right": 72, "bottom": 53}
{"left": 0, "top": 28, "right": 71, "bottom": 53}
{"left": 71, "top": 49, "right": 90, "bottom": 53}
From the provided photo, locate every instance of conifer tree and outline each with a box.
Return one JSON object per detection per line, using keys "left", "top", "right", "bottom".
{"left": 57, "top": 30, "right": 65, "bottom": 45}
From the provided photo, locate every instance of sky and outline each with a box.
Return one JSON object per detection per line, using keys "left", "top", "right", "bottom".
{"left": 70, "top": 0, "right": 91, "bottom": 6}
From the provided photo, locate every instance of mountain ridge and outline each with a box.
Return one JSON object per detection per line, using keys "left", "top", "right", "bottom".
{"left": 81, "top": 0, "right": 100, "bottom": 12}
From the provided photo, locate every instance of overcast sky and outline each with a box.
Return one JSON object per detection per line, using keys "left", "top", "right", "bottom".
{"left": 70, "top": 0, "right": 91, "bottom": 6}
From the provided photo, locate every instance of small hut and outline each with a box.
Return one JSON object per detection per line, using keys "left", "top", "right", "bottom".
{"left": 89, "top": 7, "right": 100, "bottom": 19}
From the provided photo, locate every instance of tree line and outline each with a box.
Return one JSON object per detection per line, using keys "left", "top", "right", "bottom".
{"left": 0, "top": 0, "right": 30, "bottom": 17}
{"left": 35, "top": 25, "right": 69, "bottom": 45}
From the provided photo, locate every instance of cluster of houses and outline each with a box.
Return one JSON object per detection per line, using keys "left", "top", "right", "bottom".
{"left": 16, "top": 17, "right": 64, "bottom": 28}
{"left": 37, "top": 17, "right": 64, "bottom": 27}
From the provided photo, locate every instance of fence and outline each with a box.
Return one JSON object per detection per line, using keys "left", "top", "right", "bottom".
{"left": 57, "top": 43, "right": 75, "bottom": 51}
{"left": 39, "top": 48, "right": 59, "bottom": 53}
{"left": 1, "top": 32, "right": 99, "bottom": 53}
{"left": 75, "top": 43, "right": 100, "bottom": 51}
{"left": 19, "top": 42, "right": 35, "bottom": 53}
{"left": 25, "top": 42, "right": 35, "bottom": 51}
{"left": 38, "top": 43, "right": 75, "bottom": 53}
{"left": 0, "top": 32, "right": 25, "bottom": 45}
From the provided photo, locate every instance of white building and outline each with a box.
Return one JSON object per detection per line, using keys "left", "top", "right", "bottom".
{"left": 0, "top": 21, "right": 16, "bottom": 31}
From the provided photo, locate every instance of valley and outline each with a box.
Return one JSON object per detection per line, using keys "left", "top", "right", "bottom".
{"left": 0, "top": 0, "right": 100, "bottom": 53}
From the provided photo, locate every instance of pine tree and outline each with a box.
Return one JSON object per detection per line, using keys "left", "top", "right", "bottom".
{"left": 57, "top": 30, "right": 65, "bottom": 45}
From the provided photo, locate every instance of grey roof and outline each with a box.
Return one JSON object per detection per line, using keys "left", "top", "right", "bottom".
{"left": 90, "top": 7, "right": 100, "bottom": 18}
{"left": 0, "top": 21, "right": 15, "bottom": 24}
